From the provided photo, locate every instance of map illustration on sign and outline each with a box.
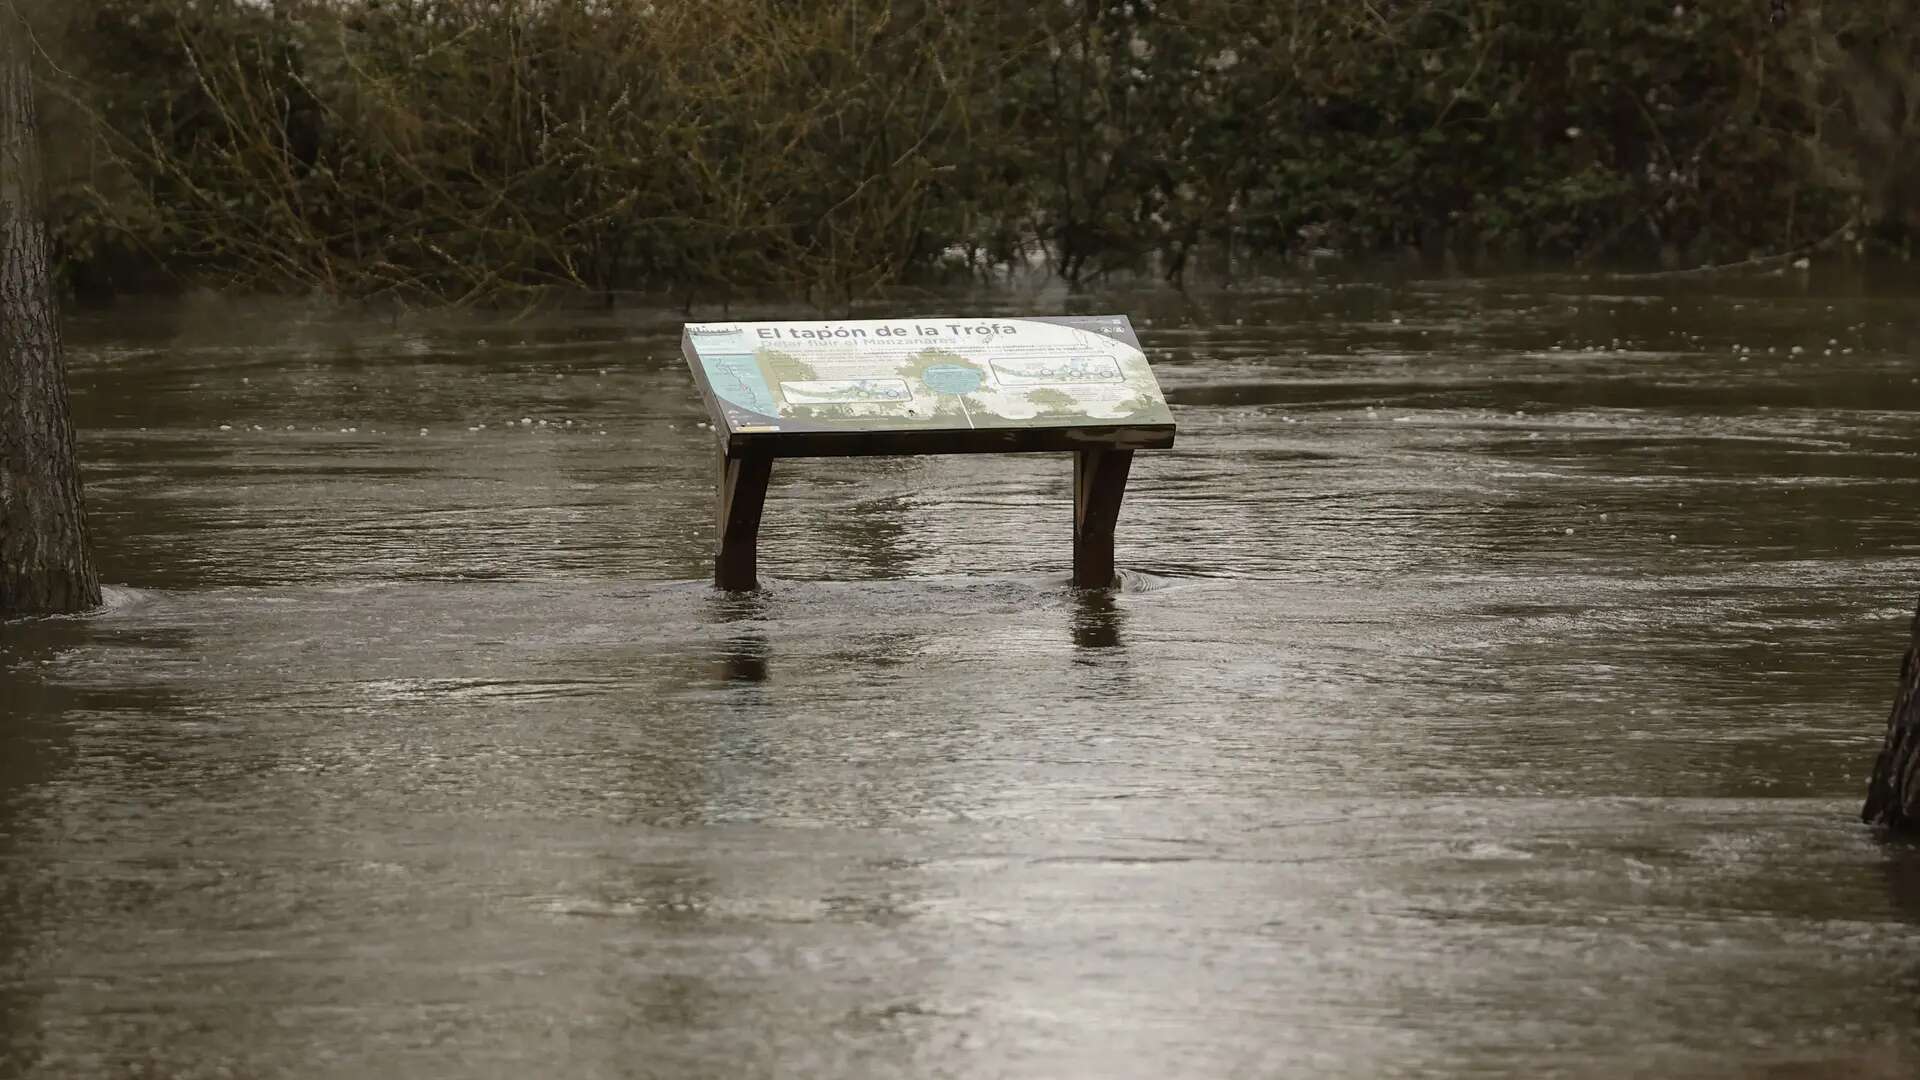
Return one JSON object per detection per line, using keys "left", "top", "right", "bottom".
{"left": 681, "top": 315, "right": 1173, "bottom": 437}
{"left": 780, "top": 379, "right": 913, "bottom": 405}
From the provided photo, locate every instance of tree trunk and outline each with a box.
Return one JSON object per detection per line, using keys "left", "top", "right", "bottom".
{"left": 1, "top": 9, "right": 100, "bottom": 616}
{"left": 1863, "top": 598, "right": 1920, "bottom": 831}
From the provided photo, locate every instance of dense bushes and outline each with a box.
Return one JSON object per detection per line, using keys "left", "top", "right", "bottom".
{"left": 28, "top": 0, "right": 1920, "bottom": 302}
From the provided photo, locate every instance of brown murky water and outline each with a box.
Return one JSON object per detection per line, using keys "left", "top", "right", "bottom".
{"left": 4, "top": 267, "right": 1920, "bottom": 1078}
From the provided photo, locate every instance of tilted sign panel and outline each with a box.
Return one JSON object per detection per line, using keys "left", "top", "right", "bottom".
{"left": 683, "top": 315, "right": 1174, "bottom": 439}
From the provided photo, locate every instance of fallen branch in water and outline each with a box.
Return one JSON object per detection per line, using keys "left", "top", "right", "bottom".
{"left": 1863, "top": 598, "right": 1920, "bottom": 832}
{"left": 1600, "top": 219, "right": 1859, "bottom": 280}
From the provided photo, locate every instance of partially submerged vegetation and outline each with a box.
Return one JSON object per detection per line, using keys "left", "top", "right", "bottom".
{"left": 28, "top": 0, "right": 1920, "bottom": 304}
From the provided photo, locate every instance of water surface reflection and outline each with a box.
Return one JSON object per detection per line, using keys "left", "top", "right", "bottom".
{"left": 2, "top": 272, "right": 1919, "bottom": 1077}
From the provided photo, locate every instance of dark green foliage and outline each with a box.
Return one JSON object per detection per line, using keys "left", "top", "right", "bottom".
{"left": 31, "top": 0, "right": 1920, "bottom": 301}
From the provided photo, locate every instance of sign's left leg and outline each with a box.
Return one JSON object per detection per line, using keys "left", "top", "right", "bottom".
{"left": 716, "top": 451, "right": 774, "bottom": 590}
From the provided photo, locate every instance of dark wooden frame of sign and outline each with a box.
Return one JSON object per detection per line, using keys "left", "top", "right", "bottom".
{"left": 687, "top": 353, "right": 1175, "bottom": 591}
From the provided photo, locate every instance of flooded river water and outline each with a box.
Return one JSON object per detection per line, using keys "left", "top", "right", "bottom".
{"left": 4, "top": 268, "right": 1920, "bottom": 1078}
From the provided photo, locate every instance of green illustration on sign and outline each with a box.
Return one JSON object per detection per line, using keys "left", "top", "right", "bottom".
{"left": 921, "top": 363, "right": 985, "bottom": 395}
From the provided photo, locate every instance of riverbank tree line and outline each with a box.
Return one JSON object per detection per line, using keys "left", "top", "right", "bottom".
{"left": 25, "top": 0, "right": 1920, "bottom": 303}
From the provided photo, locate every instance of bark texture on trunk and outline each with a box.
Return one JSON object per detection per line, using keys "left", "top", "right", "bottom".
{"left": 1863, "top": 598, "right": 1920, "bottom": 831}
{"left": 1, "top": 17, "right": 100, "bottom": 616}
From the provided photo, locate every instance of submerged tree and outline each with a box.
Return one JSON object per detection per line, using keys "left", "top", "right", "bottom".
{"left": 1786, "top": 0, "right": 1920, "bottom": 242}
{"left": 1, "top": 1, "right": 99, "bottom": 616}
{"left": 1863, "top": 599, "right": 1920, "bottom": 832}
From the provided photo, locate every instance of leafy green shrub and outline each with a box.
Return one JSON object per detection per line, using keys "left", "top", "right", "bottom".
{"left": 32, "top": 0, "right": 1918, "bottom": 301}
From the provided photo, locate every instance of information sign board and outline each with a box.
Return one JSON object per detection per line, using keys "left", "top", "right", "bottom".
{"left": 682, "top": 314, "right": 1175, "bottom": 456}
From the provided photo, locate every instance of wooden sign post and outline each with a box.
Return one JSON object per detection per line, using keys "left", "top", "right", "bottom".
{"left": 682, "top": 315, "right": 1175, "bottom": 590}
